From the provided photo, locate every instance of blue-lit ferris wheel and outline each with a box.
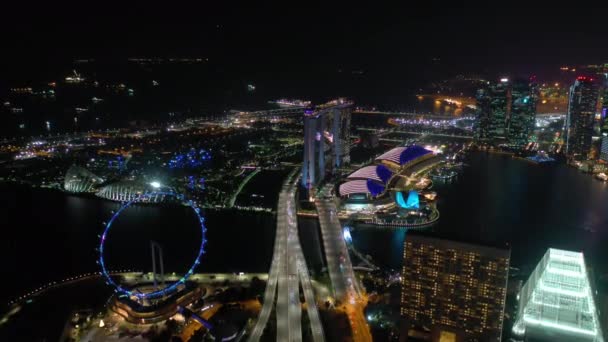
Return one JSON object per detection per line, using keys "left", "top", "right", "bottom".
{"left": 97, "top": 191, "right": 207, "bottom": 299}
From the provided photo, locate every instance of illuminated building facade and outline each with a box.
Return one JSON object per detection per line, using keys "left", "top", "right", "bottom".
{"left": 396, "top": 190, "right": 419, "bottom": 210}
{"left": 601, "top": 80, "right": 608, "bottom": 162}
{"left": 474, "top": 79, "right": 509, "bottom": 144}
{"left": 474, "top": 78, "right": 537, "bottom": 148}
{"left": 507, "top": 80, "right": 538, "bottom": 148}
{"left": 301, "top": 99, "right": 352, "bottom": 190}
{"left": 63, "top": 165, "right": 104, "bottom": 193}
{"left": 400, "top": 233, "right": 510, "bottom": 341}
{"left": 95, "top": 181, "right": 172, "bottom": 203}
{"left": 601, "top": 135, "right": 608, "bottom": 162}
{"left": 512, "top": 248, "right": 604, "bottom": 342}
{"left": 566, "top": 76, "right": 599, "bottom": 158}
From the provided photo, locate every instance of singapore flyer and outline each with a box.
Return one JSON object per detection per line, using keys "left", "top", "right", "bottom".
{"left": 97, "top": 191, "right": 207, "bottom": 300}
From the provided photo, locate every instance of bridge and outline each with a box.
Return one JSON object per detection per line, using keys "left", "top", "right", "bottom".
{"left": 229, "top": 107, "right": 305, "bottom": 123}
{"left": 356, "top": 126, "right": 473, "bottom": 140}
{"left": 227, "top": 168, "right": 261, "bottom": 208}
{"left": 315, "top": 185, "right": 372, "bottom": 342}
{"left": 248, "top": 170, "right": 324, "bottom": 342}
{"left": 353, "top": 109, "right": 457, "bottom": 120}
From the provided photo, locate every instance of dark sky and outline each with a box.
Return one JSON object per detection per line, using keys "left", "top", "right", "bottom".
{"left": 2, "top": 3, "right": 608, "bottom": 81}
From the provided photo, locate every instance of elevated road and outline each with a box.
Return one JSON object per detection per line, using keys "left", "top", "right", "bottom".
{"left": 227, "top": 168, "right": 261, "bottom": 208}
{"left": 315, "top": 193, "right": 361, "bottom": 301}
{"left": 315, "top": 185, "right": 372, "bottom": 342}
{"left": 248, "top": 170, "right": 324, "bottom": 342}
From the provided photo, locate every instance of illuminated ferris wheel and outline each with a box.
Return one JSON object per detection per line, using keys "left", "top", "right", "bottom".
{"left": 97, "top": 191, "right": 207, "bottom": 299}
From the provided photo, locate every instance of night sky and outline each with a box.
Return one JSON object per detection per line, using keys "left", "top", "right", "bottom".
{"left": 2, "top": 4, "right": 608, "bottom": 86}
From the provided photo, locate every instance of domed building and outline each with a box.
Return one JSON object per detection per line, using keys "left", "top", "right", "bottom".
{"left": 338, "top": 145, "right": 435, "bottom": 213}
{"left": 63, "top": 165, "right": 104, "bottom": 193}
{"left": 95, "top": 181, "right": 173, "bottom": 203}
{"left": 374, "top": 145, "right": 433, "bottom": 170}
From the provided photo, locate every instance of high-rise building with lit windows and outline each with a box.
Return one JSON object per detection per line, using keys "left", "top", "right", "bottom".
{"left": 566, "top": 76, "right": 599, "bottom": 158}
{"left": 512, "top": 248, "right": 604, "bottom": 342}
{"left": 301, "top": 99, "right": 352, "bottom": 192}
{"left": 601, "top": 135, "right": 608, "bottom": 162}
{"left": 474, "top": 79, "right": 509, "bottom": 144}
{"left": 600, "top": 79, "right": 608, "bottom": 162}
{"left": 474, "top": 78, "right": 537, "bottom": 148}
{"left": 507, "top": 80, "right": 538, "bottom": 148}
{"left": 400, "top": 233, "right": 510, "bottom": 342}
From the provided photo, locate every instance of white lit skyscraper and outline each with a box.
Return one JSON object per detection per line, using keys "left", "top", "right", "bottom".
{"left": 513, "top": 248, "right": 604, "bottom": 342}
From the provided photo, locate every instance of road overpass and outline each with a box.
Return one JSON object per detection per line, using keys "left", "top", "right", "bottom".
{"left": 315, "top": 185, "right": 372, "bottom": 342}
{"left": 248, "top": 170, "right": 324, "bottom": 342}
{"left": 353, "top": 110, "right": 456, "bottom": 120}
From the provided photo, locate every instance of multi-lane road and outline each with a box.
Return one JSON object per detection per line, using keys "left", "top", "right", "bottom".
{"left": 316, "top": 185, "right": 372, "bottom": 342}
{"left": 248, "top": 171, "right": 324, "bottom": 342}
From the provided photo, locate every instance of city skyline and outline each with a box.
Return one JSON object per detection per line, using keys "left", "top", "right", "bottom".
{"left": 2, "top": 5, "right": 608, "bottom": 342}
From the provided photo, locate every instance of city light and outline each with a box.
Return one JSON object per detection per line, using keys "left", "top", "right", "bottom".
{"left": 343, "top": 227, "right": 352, "bottom": 243}
{"left": 514, "top": 248, "right": 603, "bottom": 340}
{"left": 4, "top": 12, "right": 608, "bottom": 342}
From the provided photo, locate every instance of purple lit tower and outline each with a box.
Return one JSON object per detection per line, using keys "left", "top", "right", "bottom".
{"left": 301, "top": 99, "right": 352, "bottom": 193}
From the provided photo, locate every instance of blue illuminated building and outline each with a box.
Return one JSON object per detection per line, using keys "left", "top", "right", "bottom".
{"left": 374, "top": 145, "right": 433, "bottom": 168}
{"left": 396, "top": 190, "right": 420, "bottom": 210}
{"left": 367, "top": 179, "right": 384, "bottom": 197}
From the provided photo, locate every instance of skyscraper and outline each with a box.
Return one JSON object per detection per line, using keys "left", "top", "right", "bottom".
{"left": 474, "top": 79, "right": 509, "bottom": 144}
{"left": 566, "top": 76, "right": 599, "bottom": 158}
{"left": 507, "top": 80, "right": 538, "bottom": 148}
{"left": 474, "top": 78, "right": 537, "bottom": 148}
{"left": 601, "top": 137, "right": 608, "bottom": 162}
{"left": 400, "top": 233, "right": 510, "bottom": 342}
{"left": 301, "top": 99, "right": 352, "bottom": 192}
{"left": 512, "top": 248, "right": 604, "bottom": 342}
{"left": 600, "top": 79, "right": 608, "bottom": 162}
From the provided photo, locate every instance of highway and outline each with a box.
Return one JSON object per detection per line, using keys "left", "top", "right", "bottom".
{"left": 315, "top": 193, "right": 360, "bottom": 301}
{"left": 248, "top": 179, "right": 288, "bottom": 341}
{"left": 356, "top": 127, "right": 473, "bottom": 140}
{"left": 316, "top": 185, "right": 372, "bottom": 342}
{"left": 248, "top": 170, "right": 324, "bottom": 342}
{"left": 227, "top": 168, "right": 261, "bottom": 208}
{"left": 285, "top": 185, "right": 302, "bottom": 341}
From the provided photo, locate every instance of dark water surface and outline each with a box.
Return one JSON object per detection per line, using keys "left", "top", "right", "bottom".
{"left": 352, "top": 153, "right": 608, "bottom": 278}
{"left": 0, "top": 187, "right": 276, "bottom": 304}
{"left": 2, "top": 152, "right": 608, "bottom": 340}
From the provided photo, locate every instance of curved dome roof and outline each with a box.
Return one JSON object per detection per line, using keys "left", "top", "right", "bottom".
{"left": 339, "top": 179, "right": 385, "bottom": 197}
{"left": 347, "top": 164, "right": 393, "bottom": 184}
{"left": 96, "top": 181, "right": 171, "bottom": 202}
{"left": 64, "top": 165, "right": 104, "bottom": 193}
{"left": 375, "top": 145, "right": 432, "bottom": 166}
